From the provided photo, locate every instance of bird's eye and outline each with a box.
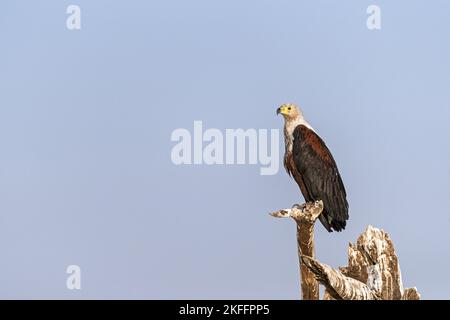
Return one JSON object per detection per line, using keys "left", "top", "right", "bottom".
{"left": 288, "top": 107, "right": 291, "bottom": 111}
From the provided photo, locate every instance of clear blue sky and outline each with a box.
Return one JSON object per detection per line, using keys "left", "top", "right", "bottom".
{"left": 0, "top": 0, "right": 449, "bottom": 299}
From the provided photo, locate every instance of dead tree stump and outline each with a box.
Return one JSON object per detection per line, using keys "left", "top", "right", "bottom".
{"left": 270, "top": 201, "right": 323, "bottom": 300}
{"left": 270, "top": 202, "right": 420, "bottom": 300}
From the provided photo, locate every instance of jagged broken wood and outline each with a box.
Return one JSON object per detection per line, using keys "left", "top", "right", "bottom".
{"left": 270, "top": 200, "right": 323, "bottom": 300}
{"left": 301, "top": 255, "right": 380, "bottom": 300}
{"left": 270, "top": 202, "right": 420, "bottom": 300}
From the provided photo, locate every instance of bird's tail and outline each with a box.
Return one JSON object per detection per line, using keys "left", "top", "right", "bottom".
{"left": 319, "top": 210, "right": 346, "bottom": 232}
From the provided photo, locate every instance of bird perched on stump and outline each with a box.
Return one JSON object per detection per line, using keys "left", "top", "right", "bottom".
{"left": 277, "top": 103, "right": 349, "bottom": 232}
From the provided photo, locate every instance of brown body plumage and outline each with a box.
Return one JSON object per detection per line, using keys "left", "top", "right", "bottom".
{"left": 277, "top": 103, "right": 349, "bottom": 232}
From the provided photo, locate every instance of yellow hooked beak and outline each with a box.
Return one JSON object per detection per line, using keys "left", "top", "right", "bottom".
{"left": 276, "top": 105, "right": 289, "bottom": 115}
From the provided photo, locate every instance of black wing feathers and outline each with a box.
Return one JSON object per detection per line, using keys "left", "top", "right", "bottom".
{"left": 292, "top": 125, "right": 349, "bottom": 232}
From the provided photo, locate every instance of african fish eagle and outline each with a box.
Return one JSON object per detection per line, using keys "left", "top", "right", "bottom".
{"left": 277, "top": 103, "right": 349, "bottom": 232}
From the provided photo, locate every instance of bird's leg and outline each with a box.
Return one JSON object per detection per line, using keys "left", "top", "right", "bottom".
{"left": 270, "top": 201, "right": 323, "bottom": 220}
{"left": 292, "top": 203, "right": 306, "bottom": 212}
{"left": 292, "top": 201, "right": 321, "bottom": 213}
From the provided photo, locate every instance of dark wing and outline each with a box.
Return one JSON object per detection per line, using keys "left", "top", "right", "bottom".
{"left": 292, "top": 125, "right": 349, "bottom": 232}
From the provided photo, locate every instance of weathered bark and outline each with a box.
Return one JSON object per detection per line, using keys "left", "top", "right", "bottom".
{"left": 322, "top": 289, "right": 336, "bottom": 300}
{"left": 401, "top": 287, "right": 421, "bottom": 300}
{"left": 301, "top": 255, "right": 381, "bottom": 300}
{"left": 270, "top": 201, "right": 323, "bottom": 300}
{"left": 303, "top": 226, "right": 420, "bottom": 300}
{"left": 340, "top": 226, "right": 405, "bottom": 299}
{"left": 271, "top": 204, "right": 420, "bottom": 300}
